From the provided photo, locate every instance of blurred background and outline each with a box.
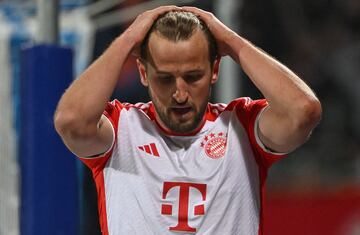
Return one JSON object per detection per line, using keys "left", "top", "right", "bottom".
{"left": 0, "top": 0, "right": 359, "bottom": 234}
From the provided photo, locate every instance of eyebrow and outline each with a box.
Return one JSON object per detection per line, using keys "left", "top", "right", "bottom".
{"left": 155, "top": 69, "right": 205, "bottom": 75}
{"left": 155, "top": 70, "right": 172, "bottom": 75}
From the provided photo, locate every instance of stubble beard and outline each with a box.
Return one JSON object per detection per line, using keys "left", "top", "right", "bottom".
{"left": 149, "top": 89, "right": 208, "bottom": 133}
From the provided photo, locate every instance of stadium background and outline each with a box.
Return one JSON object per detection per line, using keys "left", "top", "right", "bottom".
{"left": 0, "top": 0, "right": 359, "bottom": 234}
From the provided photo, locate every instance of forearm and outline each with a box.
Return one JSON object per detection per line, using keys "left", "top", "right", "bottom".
{"left": 227, "top": 35, "right": 321, "bottom": 151}
{"left": 229, "top": 35, "right": 320, "bottom": 120}
{"left": 55, "top": 33, "right": 134, "bottom": 133}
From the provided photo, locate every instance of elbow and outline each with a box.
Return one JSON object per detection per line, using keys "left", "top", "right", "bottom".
{"left": 54, "top": 110, "right": 76, "bottom": 137}
{"left": 54, "top": 110, "right": 96, "bottom": 139}
{"left": 304, "top": 97, "right": 322, "bottom": 126}
{"left": 294, "top": 97, "right": 322, "bottom": 131}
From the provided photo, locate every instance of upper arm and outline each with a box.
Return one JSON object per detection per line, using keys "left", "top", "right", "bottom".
{"left": 60, "top": 115, "right": 115, "bottom": 158}
{"left": 257, "top": 105, "right": 318, "bottom": 153}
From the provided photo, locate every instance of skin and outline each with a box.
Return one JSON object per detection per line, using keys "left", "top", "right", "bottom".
{"left": 137, "top": 31, "right": 219, "bottom": 133}
{"left": 54, "top": 6, "right": 321, "bottom": 158}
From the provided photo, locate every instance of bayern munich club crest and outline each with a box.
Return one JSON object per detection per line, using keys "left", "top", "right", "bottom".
{"left": 200, "top": 132, "right": 227, "bottom": 159}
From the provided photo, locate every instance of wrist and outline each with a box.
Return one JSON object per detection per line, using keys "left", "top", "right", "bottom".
{"left": 226, "top": 32, "right": 245, "bottom": 52}
{"left": 109, "top": 33, "right": 136, "bottom": 56}
{"left": 119, "top": 29, "right": 139, "bottom": 49}
{"left": 221, "top": 32, "right": 245, "bottom": 63}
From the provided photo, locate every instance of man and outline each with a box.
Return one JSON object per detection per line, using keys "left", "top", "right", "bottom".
{"left": 54, "top": 6, "right": 321, "bottom": 235}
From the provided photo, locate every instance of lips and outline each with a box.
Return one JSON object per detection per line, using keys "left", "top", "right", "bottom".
{"left": 171, "top": 107, "right": 192, "bottom": 116}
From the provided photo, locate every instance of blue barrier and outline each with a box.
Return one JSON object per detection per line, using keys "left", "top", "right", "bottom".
{"left": 20, "top": 45, "right": 78, "bottom": 235}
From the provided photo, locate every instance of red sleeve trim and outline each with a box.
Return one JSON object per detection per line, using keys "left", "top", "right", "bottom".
{"left": 78, "top": 100, "right": 122, "bottom": 174}
{"left": 234, "top": 98, "right": 286, "bottom": 168}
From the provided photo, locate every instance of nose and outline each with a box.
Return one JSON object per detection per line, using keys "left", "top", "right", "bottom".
{"left": 172, "top": 78, "right": 188, "bottom": 104}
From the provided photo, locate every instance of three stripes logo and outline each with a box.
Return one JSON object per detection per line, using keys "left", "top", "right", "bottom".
{"left": 138, "top": 143, "right": 160, "bottom": 157}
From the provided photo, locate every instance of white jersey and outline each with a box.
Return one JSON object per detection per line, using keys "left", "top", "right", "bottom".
{"left": 80, "top": 97, "right": 285, "bottom": 235}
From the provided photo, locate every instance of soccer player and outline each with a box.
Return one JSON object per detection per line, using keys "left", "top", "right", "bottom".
{"left": 54, "top": 6, "right": 321, "bottom": 235}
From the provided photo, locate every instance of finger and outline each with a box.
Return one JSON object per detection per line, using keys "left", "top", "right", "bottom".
{"left": 181, "top": 6, "right": 212, "bottom": 21}
{"left": 181, "top": 6, "right": 207, "bottom": 15}
{"left": 141, "top": 5, "right": 180, "bottom": 22}
{"left": 151, "top": 5, "right": 182, "bottom": 15}
{"left": 136, "top": 5, "right": 181, "bottom": 30}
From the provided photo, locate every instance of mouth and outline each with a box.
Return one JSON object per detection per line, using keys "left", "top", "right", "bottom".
{"left": 171, "top": 107, "right": 193, "bottom": 116}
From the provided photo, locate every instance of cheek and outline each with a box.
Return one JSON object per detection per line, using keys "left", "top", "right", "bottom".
{"left": 190, "top": 81, "right": 211, "bottom": 100}
{"left": 149, "top": 83, "right": 172, "bottom": 104}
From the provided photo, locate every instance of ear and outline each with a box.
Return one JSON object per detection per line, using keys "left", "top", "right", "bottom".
{"left": 136, "top": 58, "right": 149, "bottom": 87}
{"left": 211, "top": 57, "right": 221, "bottom": 84}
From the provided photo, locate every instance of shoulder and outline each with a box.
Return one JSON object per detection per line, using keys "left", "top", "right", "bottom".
{"left": 228, "top": 97, "right": 268, "bottom": 121}
{"left": 105, "top": 100, "right": 156, "bottom": 120}
{"left": 105, "top": 100, "right": 152, "bottom": 112}
{"left": 226, "top": 97, "right": 268, "bottom": 111}
{"left": 207, "top": 98, "right": 269, "bottom": 135}
{"left": 207, "top": 97, "right": 268, "bottom": 119}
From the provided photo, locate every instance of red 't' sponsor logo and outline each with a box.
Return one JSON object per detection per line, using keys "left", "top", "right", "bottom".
{"left": 161, "top": 182, "right": 207, "bottom": 232}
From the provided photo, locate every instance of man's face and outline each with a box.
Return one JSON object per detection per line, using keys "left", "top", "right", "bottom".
{"left": 138, "top": 30, "right": 219, "bottom": 133}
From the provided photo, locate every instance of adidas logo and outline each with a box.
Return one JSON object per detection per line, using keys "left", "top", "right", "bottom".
{"left": 138, "top": 143, "right": 160, "bottom": 157}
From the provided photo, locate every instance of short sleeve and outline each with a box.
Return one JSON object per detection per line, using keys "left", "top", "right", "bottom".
{"left": 78, "top": 100, "right": 122, "bottom": 175}
{"left": 234, "top": 98, "right": 287, "bottom": 168}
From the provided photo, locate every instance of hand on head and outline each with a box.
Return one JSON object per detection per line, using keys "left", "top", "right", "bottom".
{"left": 181, "top": 6, "right": 237, "bottom": 58}
{"left": 127, "top": 5, "right": 236, "bottom": 59}
{"left": 125, "top": 5, "right": 182, "bottom": 57}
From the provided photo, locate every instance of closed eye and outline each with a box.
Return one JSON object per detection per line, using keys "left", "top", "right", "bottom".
{"left": 184, "top": 73, "right": 204, "bottom": 83}
{"left": 157, "top": 75, "right": 174, "bottom": 84}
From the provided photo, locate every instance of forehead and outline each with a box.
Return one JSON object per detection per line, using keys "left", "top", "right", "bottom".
{"left": 147, "top": 30, "right": 210, "bottom": 72}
